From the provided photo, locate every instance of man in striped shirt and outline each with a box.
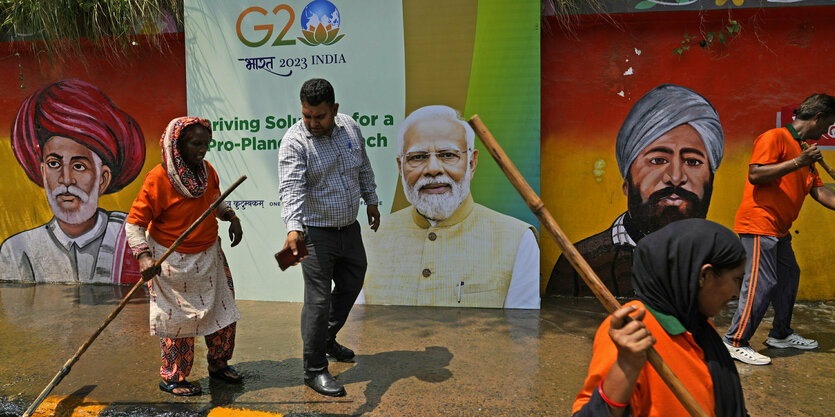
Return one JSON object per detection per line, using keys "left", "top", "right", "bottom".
{"left": 278, "top": 78, "right": 380, "bottom": 397}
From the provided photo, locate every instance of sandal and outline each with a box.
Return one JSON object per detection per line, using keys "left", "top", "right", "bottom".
{"left": 159, "top": 379, "right": 202, "bottom": 396}
{"left": 209, "top": 365, "right": 243, "bottom": 383}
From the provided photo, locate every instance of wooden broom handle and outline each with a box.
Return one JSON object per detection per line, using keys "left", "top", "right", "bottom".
{"left": 799, "top": 141, "right": 835, "bottom": 181}
{"left": 467, "top": 115, "right": 709, "bottom": 417}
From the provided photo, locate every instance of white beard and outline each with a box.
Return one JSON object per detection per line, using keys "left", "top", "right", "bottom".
{"left": 44, "top": 176, "right": 100, "bottom": 226}
{"left": 403, "top": 164, "right": 472, "bottom": 221}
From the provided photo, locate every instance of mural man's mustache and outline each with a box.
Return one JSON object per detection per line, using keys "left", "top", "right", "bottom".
{"left": 50, "top": 185, "right": 90, "bottom": 203}
{"left": 646, "top": 186, "right": 700, "bottom": 206}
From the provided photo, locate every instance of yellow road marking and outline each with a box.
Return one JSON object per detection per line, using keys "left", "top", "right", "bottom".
{"left": 208, "top": 407, "right": 283, "bottom": 416}
{"left": 32, "top": 395, "right": 107, "bottom": 416}
{"left": 29, "top": 396, "right": 283, "bottom": 416}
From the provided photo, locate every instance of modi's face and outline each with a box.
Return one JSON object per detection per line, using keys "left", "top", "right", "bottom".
{"left": 399, "top": 118, "right": 478, "bottom": 221}
{"left": 40, "top": 136, "right": 110, "bottom": 225}
{"left": 625, "top": 124, "right": 713, "bottom": 236}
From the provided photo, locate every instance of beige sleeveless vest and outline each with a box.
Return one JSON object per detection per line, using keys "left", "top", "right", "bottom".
{"left": 363, "top": 195, "right": 536, "bottom": 308}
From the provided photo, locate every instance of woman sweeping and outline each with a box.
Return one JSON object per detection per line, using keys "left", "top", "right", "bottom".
{"left": 125, "top": 117, "right": 243, "bottom": 396}
{"left": 572, "top": 219, "right": 749, "bottom": 416}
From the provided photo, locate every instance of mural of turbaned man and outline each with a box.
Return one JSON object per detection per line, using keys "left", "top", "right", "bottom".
{"left": 359, "top": 105, "right": 540, "bottom": 309}
{"left": 547, "top": 84, "right": 724, "bottom": 298}
{"left": 0, "top": 79, "right": 146, "bottom": 284}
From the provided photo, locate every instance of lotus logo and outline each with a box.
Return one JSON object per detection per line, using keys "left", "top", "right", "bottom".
{"left": 298, "top": 0, "right": 344, "bottom": 46}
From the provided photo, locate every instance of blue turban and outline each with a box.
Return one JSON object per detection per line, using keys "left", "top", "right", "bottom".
{"left": 615, "top": 84, "right": 724, "bottom": 178}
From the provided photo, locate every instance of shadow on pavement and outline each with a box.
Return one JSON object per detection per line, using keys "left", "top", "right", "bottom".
{"left": 203, "top": 346, "right": 452, "bottom": 416}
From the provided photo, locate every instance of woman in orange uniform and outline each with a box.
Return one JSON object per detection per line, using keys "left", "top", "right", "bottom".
{"left": 572, "top": 219, "right": 748, "bottom": 417}
{"left": 125, "top": 117, "right": 243, "bottom": 396}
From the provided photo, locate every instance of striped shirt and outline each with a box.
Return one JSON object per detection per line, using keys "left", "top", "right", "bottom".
{"left": 610, "top": 212, "right": 637, "bottom": 247}
{"left": 278, "top": 113, "right": 378, "bottom": 231}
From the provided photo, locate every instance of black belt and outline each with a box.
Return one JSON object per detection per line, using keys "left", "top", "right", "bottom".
{"left": 305, "top": 221, "right": 356, "bottom": 231}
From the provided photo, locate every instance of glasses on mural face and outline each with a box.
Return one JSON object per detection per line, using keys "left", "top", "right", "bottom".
{"left": 401, "top": 149, "right": 471, "bottom": 168}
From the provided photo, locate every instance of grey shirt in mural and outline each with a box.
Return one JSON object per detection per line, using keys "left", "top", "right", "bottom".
{"left": 0, "top": 209, "right": 129, "bottom": 283}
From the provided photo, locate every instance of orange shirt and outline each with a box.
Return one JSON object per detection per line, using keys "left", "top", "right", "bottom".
{"left": 572, "top": 300, "right": 716, "bottom": 417}
{"left": 126, "top": 162, "right": 221, "bottom": 253}
{"left": 734, "top": 127, "right": 823, "bottom": 237}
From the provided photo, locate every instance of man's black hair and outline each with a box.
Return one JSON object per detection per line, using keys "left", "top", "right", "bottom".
{"left": 300, "top": 78, "right": 335, "bottom": 107}
{"left": 795, "top": 93, "right": 835, "bottom": 120}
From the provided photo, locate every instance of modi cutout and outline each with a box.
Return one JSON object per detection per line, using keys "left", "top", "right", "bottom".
{"left": 0, "top": 79, "right": 145, "bottom": 284}
{"left": 361, "top": 105, "right": 540, "bottom": 309}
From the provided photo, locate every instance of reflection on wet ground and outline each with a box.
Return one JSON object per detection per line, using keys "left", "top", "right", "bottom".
{"left": 0, "top": 283, "right": 833, "bottom": 416}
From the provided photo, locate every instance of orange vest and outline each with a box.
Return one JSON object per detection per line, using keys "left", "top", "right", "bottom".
{"left": 573, "top": 300, "right": 717, "bottom": 417}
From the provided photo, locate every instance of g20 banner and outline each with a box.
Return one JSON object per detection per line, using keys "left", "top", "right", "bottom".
{"left": 186, "top": 0, "right": 405, "bottom": 302}
{"left": 186, "top": 0, "right": 540, "bottom": 306}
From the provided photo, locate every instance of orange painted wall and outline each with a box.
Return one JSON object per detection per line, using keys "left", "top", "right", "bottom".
{"left": 541, "top": 7, "right": 835, "bottom": 299}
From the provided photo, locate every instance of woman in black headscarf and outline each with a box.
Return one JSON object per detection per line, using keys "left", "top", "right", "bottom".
{"left": 572, "top": 219, "right": 748, "bottom": 417}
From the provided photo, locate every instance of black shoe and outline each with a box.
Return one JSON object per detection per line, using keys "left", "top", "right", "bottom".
{"left": 326, "top": 340, "right": 355, "bottom": 361}
{"left": 304, "top": 371, "right": 346, "bottom": 397}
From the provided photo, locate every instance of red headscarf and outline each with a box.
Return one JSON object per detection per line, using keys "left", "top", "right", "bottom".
{"left": 10, "top": 79, "right": 145, "bottom": 194}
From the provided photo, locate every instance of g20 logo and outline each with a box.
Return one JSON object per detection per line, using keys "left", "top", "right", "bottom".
{"left": 236, "top": 0, "right": 345, "bottom": 47}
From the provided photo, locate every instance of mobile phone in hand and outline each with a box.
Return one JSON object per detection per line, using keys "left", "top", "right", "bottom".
{"left": 275, "top": 242, "right": 308, "bottom": 270}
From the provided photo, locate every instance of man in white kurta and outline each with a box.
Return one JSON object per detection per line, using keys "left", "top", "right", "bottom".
{"left": 360, "top": 105, "right": 540, "bottom": 309}
{"left": 362, "top": 195, "right": 539, "bottom": 308}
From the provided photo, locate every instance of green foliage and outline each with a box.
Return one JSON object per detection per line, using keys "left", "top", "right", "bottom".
{"left": 674, "top": 19, "right": 740, "bottom": 56}
{"left": 674, "top": 33, "right": 695, "bottom": 56}
{"left": 0, "top": 0, "right": 183, "bottom": 62}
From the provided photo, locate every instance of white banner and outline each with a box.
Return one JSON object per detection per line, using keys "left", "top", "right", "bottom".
{"left": 185, "top": 0, "right": 405, "bottom": 301}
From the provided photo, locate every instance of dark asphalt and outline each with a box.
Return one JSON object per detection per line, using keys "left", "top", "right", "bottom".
{"left": 1, "top": 283, "right": 833, "bottom": 416}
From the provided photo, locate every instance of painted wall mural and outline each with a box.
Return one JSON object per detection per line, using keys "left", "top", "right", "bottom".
{"left": 4, "top": 2, "right": 834, "bottom": 303}
{"left": 548, "top": 83, "right": 723, "bottom": 297}
{"left": 0, "top": 79, "right": 145, "bottom": 284}
{"left": 0, "top": 35, "right": 187, "bottom": 285}
{"left": 541, "top": 6, "right": 835, "bottom": 300}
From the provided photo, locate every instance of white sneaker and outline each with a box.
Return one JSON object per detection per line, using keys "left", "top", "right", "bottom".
{"left": 765, "top": 333, "right": 819, "bottom": 350}
{"left": 724, "top": 341, "right": 772, "bottom": 365}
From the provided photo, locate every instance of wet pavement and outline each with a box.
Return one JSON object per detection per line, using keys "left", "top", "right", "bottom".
{"left": 0, "top": 282, "right": 833, "bottom": 416}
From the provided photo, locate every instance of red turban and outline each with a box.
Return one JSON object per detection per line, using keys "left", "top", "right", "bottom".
{"left": 10, "top": 79, "right": 145, "bottom": 194}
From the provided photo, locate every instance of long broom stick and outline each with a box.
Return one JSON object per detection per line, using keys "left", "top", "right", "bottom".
{"left": 467, "top": 115, "right": 709, "bottom": 417}
{"left": 22, "top": 175, "right": 247, "bottom": 417}
{"left": 799, "top": 141, "right": 835, "bottom": 180}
